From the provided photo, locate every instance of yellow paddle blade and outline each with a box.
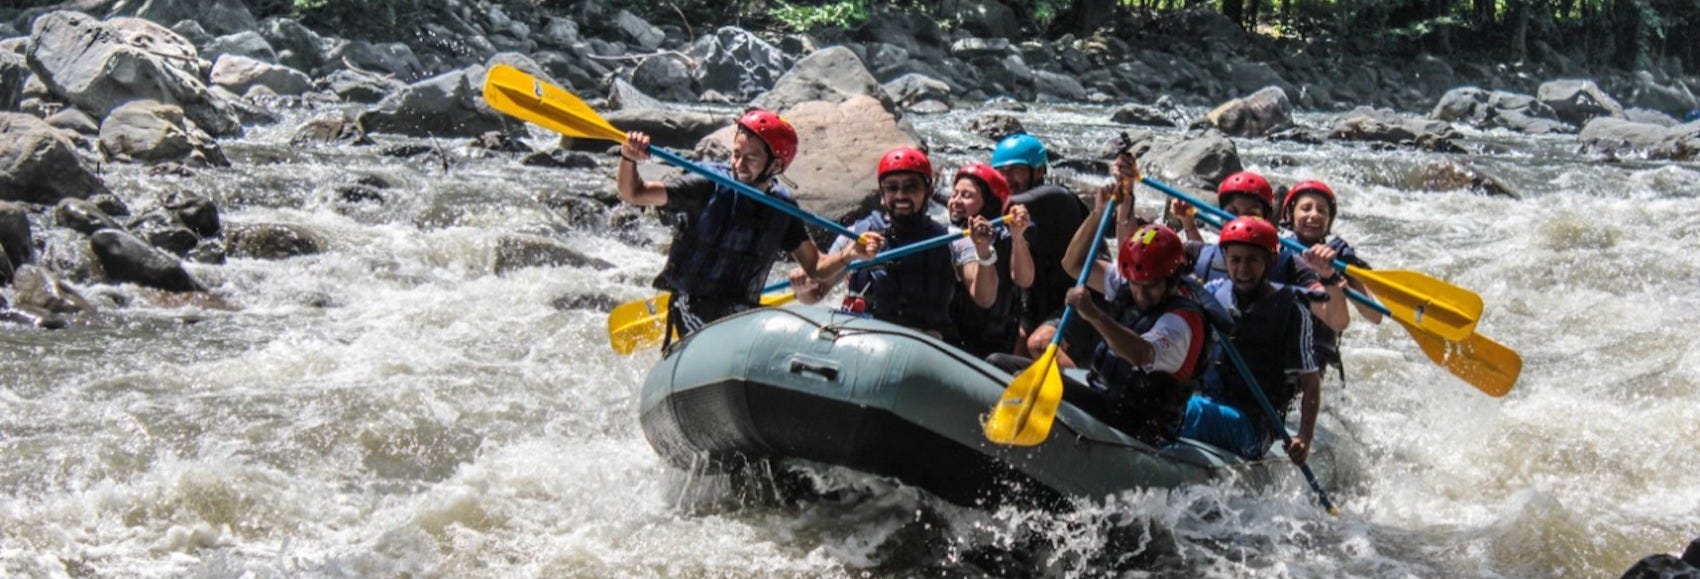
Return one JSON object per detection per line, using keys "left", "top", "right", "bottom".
{"left": 483, "top": 64, "right": 625, "bottom": 142}
{"left": 1353, "top": 268, "right": 1484, "bottom": 342}
{"left": 1405, "top": 326, "right": 1521, "bottom": 397}
{"left": 984, "top": 344, "right": 1065, "bottom": 446}
{"left": 606, "top": 291, "right": 799, "bottom": 355}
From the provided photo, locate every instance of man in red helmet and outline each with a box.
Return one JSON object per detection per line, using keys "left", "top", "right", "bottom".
{"left": 804, "top": 148, "right": 998, "bottom": 339}
{"left": 986, "top": 185, "right": 1208, "bottom": 442}
{"left": 1179, "top": 216, "right": 1322, "bottom": 464}
{"left": 617, "top": 109, "right": 863, "bottom": 340}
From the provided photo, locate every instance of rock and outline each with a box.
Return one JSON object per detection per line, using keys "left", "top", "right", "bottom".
{"left": 318, "top": 69, "right": 403, "bottom": 104}
{"left": 607, "top": 78, "right": 662, "bottom": 111}
{"left": 98, "top": 99, "right": 228, "bottom": 166}
{"left": 1624, "top": 71, "right": 1699, "bottom": 118}
{"left": 323, "top": 41, "right": 427, "bottom": 83}
{"left": 258, "top": 17, "right": 327, "bottom": 72}
{"left": 882, "top": 73, "right": 952, "bottom": 108}
{"left": 968, "top": 112, "right": 1025, "bottom": 141}
{"left": 550, "top": 292, "right": 619, "bottom": 312}
{"left": 908, "top": 100, "right": 950, "bottom": 114}
{"left": 470, "top": 130, "right": 531, "bottom": 153}
{"left": 1200, "top": 86, "right": 1292, "bottom": 137}
{"left": 56, "top": 198, "right": 126, "bottom": 236}
{"left": 946, "top": 0, "right": 1019, "bottom": 38}
{"left": 89, "top": 228, "right": 203, "bottom": 291}
{"left": 537, "top": 17, "right": 581, "bottom": 49}
{"left": 358, "top": 65, "right": 516, "bottom": 138}
{"left": 87, "top": 193, "right": 131, "bottom": 218}
{"left": 169, "top": 19, "right": 210, "bottom": 45}
{"left": 1330, "top": 107, "right": 1463, "bottom": 152}
{"left": 1579, "top": 117, "right": 1672, "bottom": 151}
{"left": 291, "top": 116, "right": 371, "bottom": 146}
{"left": 1408, "top": 159, "right": 1519, "bottom": 198}
{"left": 1035, "top": 70, "right": 1087, "bottom": 102}
{"left": 161, "top": 189, "right": 219, "bottom": 238}
{"left": 522, "top": 149, "right": 600, "bottom": 169}
{"left": 753, "top": 47, "right": 900, "bottom": 119}
{"left": 1652, "top": 121, "right": 1700, "bottom": 161}
{"left": 1128, "top": 131, "right": 1243, "bottom": 187}
{"left": 108, "top": 0, "right": 258, "bottom": 36}
{"left": 201, "top": 30, "right": 275, "bottom": 64}
{"left": 10, "top": 265, "right": 92, "bottom": 315}
{"left": 1110, "top": 103, "right": 1178, "bottom": 127}
{"left": 0, "top": 51, "right": 27, "bottom": 111}
{"left": 692, "top": 27, "right": 788, "bottom": 102}
{"left": 26, "top": 12, "right": 240, "bottom": 136}
{"left": 611, "top": 10, "right": 664, "bottom": 51}
{"left": 1218, "top": 59, "right": 1296, "bottom": 102}
{"left": 210, "top": 54, "right": 312, "bottom": 96}
{"left": 1619, "top": 554, "right": 1700, "bottom": 579}
{"left": 696, "top": 94, "right": 921, "bottom": 223}
{"left": 128, "top": 210, "right": 198, "bottom": 255}
{"left": 600, "top": 109, "right": 731, "bottom": 150}
{"left": 628, "top": 55, "right": 694, "bottom": 102}
{"left": 1624, "top": 107, "right": 1679, "bottom": 127}
{"left": 226, "top": 223, "right": 322, "bottom": 259}
{"left": 0, "top": 112, "right": 109, "bottom": 204}
{"left": 0, "top": 201, "right": 30, "bottom": 269}
{"left": 493, "top": 234, "right": 612, "bottom": 274}
{"left": 1538, "top": 79, "right": 1626, "bottom": 127}
{"left": 44, "top": 107, "right": 99, "bottom": 135}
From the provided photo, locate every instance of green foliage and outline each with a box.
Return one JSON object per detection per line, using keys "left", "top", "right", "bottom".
{"left": 771, "top": 0, "right": 872, "bottom": 31}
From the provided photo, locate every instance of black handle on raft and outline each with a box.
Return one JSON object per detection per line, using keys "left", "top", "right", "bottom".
{"left": 789, "top": 360, "right": 839, "bottom": 381}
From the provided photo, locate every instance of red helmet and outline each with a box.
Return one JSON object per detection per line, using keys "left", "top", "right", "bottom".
{"left": 878, "top": 147, "right": 933, "bottom": 185}
{"left": 1281, "top": 180, "right": 1338, "bottom": 222}
{"left": 1118, "top": 224, "right": 1187, "bottom": 283}
{"left": 1218, "top": 216, "right": 1279, "bottom": 254}
{"left": 1217, "top": 171, "right": 1274, "bottom": 214}
{"left": 953, "top": 163, "right": 1011, "bottom": 214}
{"left": 736, "top": 109, "right": 798, "bottom": 173}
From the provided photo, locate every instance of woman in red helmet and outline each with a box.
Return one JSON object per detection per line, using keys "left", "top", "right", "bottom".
{"left": 616, "top": 109, "right": 864, "bottom": 342}
{"left": 807, "top": 148, "right": 998, "bottom": 339}
{"left": 945, "top": 163, "right": 1033, "bottom": 357}
{"left": 1180, "top": 216, "right": 1322, "bottom": 464}
{"left": 1279, "top": 180, "right": 1385, "bottom": 378}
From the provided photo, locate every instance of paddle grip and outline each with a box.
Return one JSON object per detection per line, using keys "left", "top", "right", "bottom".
{"left": 1051, "top": 200, "right": 1117, "bottom": 348}
{"left": 1215, "top": 328, "right": 1340, "bottom": 515}
{"left": 648, "top": 147, "right": 861, "bottom": 240}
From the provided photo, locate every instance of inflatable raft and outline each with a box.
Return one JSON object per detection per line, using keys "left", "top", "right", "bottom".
{"left": 640, "top": 305, "right": 1327, "bottom": 509}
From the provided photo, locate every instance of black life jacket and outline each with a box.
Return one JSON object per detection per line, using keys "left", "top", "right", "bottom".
{"left": 948, "top": 233, "right": 1017, "bottom": 357}
{"left": 1008, "top": 184, "right": 1087, "bottom": 322}
{"left": 658, "top": 162, "right": 799, "bottom": 304}
{"left": 1206, "top": 281, "right": 1312, "bottom": 431}
{"left": 847, "top": 212, "right": 957, "bottom": 334}
{"left": 1193, "top": 243, "right": 1308, "bottom": 286}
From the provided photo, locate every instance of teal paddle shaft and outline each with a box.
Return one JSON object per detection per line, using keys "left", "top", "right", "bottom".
{"left": 1184, "top": 203, "right": 1392, "bottom": 317}
{"left": 1214, "top": 330, "right": 1340, "bottom": 515}
{"left": 648, "top": 146, "right": 861, "bottom": 240}
{"left": 760, "top": 215, "right": 1016, "bottom": 294}
{"left": 1141, "top": 176, "right": 1362, "bottom": 279}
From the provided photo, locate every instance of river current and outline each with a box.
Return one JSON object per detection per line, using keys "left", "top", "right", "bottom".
{"left": 3, "top": 104, "right": 1698, "bottom": 577}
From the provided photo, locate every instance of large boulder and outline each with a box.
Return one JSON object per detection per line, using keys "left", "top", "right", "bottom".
{"left": 1126, "top": 131, "right": 1243, "bottom": 188}
{"left": 1199, "top": 86, "right": 1292, "bottom": 137}
{"left": 1624, "top": 71, "right": 1699, "bottom": 118}
{"left": 26, "top": 12, "right": 240, "bottom": 136}
{"left": 1430, "top": 87, "right": 1573, "bottom": 134}
{"left": 1538, "top": 79, "right": 1625, "bottom": 127}
{"left": 358, "top": 64, "right": 516, "bottom": 138}
{"left": 1331, "top": 107, "right": 1464, "bottom": 152}
{"left": 209, "top": 54, "right": 311, "bottom": 96}
{"left": 882, "top": 73, "right": 952, "bottom": 109}
{"left": 322, "top": 41, "right": 427, "bottom": 83}
{"left": 602, "top": 109, "right": 730, "bottom": 150}
{"left": 226, "top": 223, "right": 322, "bottom": 259}
{"left": 318, "top": 68, "right": 403, "bottom": 104}
{"left": 1652, "top": 121, "right": 1700, "bottom": 161}
{"left": 200, "top": 30, "right": 276, "bottom": 64}
{"left": 108, "top": 0, "right": 257, "bottom": 36}
{"left": 1579, "top": 117, "right": 1672, "bottom": 151}
{"left": 695, "top": 94, "right": 921, "bottom": 223}
{"left": 611, "top": 9, "right": 664, "bottom": 51}
{"left": 89, "top": 228, "right": 204, "bottom": 292}
{"left": 0, "top": 113, "right": 109, "bottom": 204}
{"left": 98, "top": 99, "right": 228, "bottom": 166}
{"left": 691, "top": 27, "right": 788, "bottom": 102}
{"left": 753, "top": 47, "right": 899, "bottom": 118}
{"left": 627, "top": 55, "right": 694, "bottom": 102}
{"left": 258, "top": 17, "right": 328, "bottom": 73}
{"left": 55, "top": 198, "right": 125, "bottom": 235}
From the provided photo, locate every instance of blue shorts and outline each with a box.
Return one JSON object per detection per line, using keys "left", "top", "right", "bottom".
{"left": 1177, "top": 394, "right": 1269, "bottom": 460}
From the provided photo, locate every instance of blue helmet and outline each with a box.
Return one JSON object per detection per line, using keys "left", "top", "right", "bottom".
{"left": 991, "top": 133, "right": 1047, "bottom": 168}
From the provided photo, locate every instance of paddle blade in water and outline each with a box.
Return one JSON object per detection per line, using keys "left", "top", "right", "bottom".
{"left": 483, "top": 64, "right": 624, "bottom": 142}
{"left": 607, "top": 291, "right": 800, "bottom": 355}
{"left": 985, "top": 344, "right": 1064, "bottom": 446}
{"left": 1406, "top": 326, "right": 1521, "bottom": 397}
{"left": 1354, "top": 268, "right": 1484, "bottom": 342}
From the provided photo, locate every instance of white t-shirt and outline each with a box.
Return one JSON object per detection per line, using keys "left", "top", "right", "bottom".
{"left": 1103, "top": 266, "right": 1194, "bottom": 375}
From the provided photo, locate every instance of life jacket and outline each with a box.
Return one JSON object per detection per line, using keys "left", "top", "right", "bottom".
{"left": 847, "top": 212, "right": 957, "bottom": 334}
{"left": 1194, "top": 243, "right": 1308, "bottom": 286}
{"left": 1081, "top": 284, "right": 1210, "bottom": 442}
{"left": 1204, "top": 280, "right": 1311, "bottom": 434}
{"left": 659, "top": 162, "right": 799, "bottom": 304}
{"left": 1009, "top": 184, "right": 1087, "bottom": 322}
{"left": 949, "top": 232, "right": 1018, "bottom": 357}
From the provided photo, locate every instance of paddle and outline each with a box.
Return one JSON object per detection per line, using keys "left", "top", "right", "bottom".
{"left": 984, "top": 198, "right": 1118, "bottom": 446}
{"left": 1141, "top": 177, "right": 1483, "bottom": 342}
{"left": 481, "top": 64, "right": 863, "bottom": 242}
{"left": 1160, "top": 183, "right": 1520, "bottom": 396}
{"left": 609, "top": 215, "right": 1017, "bottom": 354}
{"left": 1212, "top": 322, "right": 1340, "bottom": 516}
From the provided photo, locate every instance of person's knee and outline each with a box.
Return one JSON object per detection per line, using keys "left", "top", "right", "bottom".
{"left": 1026, "top": 326, "right": 1055, "bottom": 353}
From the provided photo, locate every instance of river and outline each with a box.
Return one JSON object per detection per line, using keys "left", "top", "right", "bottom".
{"left": 3, "top": 103, "right": 1697, "bottom": 577}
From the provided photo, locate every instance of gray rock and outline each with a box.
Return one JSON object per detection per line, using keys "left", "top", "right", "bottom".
{"left": 1580, "top": 117, "right": 1674, "bottom": 150}
{"left": 967, "top": 112, "right": 1025, "bottom": 141}
{"left": 318, "top": 68, "right": 403, "bottom": 104}
{"left": 1653, "top": 121, "right": 1700, "bottom": 161}
{"left": 945, "top": 0, "right": 1019, "bottom": 38}
{"left": 27, "top": 12, "right": 241, "bottom": 137}
{"left": 607, "top": 77, "right": 662, "bottom": 111}
{"left": 522, "top": 149, "right": 600, "bottom": 169}
{"left": 1624, "top": 107, "right": 1679, "bottom": 127}
{"left": 98, "top": 99, "right": 229, "bottom": 166}
{"left": 108, "top": 0, "right": 258, "bottom": 36}
{"left": 1200, "top": 86, "right": 1292, "bottom": 137}
{"left": 692, "top": 27, "right": 788, "bottom": 101}
{"left": 161, "top": 189, "right": 218, "bottom": 238}
{"left": 55, "top": 198, "right": 124, "bottom": 235}
{"left": 612, "top": 10, "right": 664, "bottom": 51}
{"left": 1331, "top": 107, "right": 1462, "bottom": 152}
{"left": 0, "top": 112, "right": 109, "bottom": 204}
{"left": 1134, "top": 132, "right": 1243, "bottom": 187}
{"left": 129, "top": 210, "right": 197, "bottom": 255}
{"left": 1624, "top": 71, "right": 1699, "bottom": 118}
{"left": 258, "top": 17, "right": 327, "bottom": 72}
{"left": 358, "top": 66, "right": 514, "bottom": 138}
{"left": 44, "top": 107, "right": 99, "bottom": 135}
{"left": 0, "top": 200, "right": 30, "bottom": 269}
{"left": 882, "top": 73, "right": 951, "bottom": 108}
{"left": 1111, "top": 103, "right": 1178, "bottom": 127}
{"left": 627, "top": 55, "right": 694, "bottom": 102}
{"left": 951, "top": 37, "right": 1012, "bottom": 59}
{"left": 323, "top": 41, "right": 426, "bottom": 83}
{"left": 1538, "top": 79, "right": 1626, "bottom": 127}
{"left": 89, "top": 228, "right": 203, "bottom": 292}
{"left": 210, "top": 54, "right": 311, "bottom": 96}
{"left": 201, "top": 30, "right": 275, "bottom": 64}
{"left": 537, "top": 17, "right": 581, "bottom": 49}
{"left": 1035, "top": 70, "right": 1087, "bottom": 102}
{"left": 37, "top": 228, "right": 102, "bottom": 284}
{"left": 0, "top": 52, "right": 29, "bottom": 113}
{"left": 1405, "top": 159, "right": 1519, "bottom": 198}
{"left": 602, "top": 109, "right": 730, "bottom": 150}
{"left": 1218, "top": 59, "right": 1296, "bottom": 102}
{"left": 87, "top": 193, "right": 131, "bottom": 217}
{"left": 493, "top": 234, "right": 612, "bottom": 274}
{"left": 168, "top": 19, "right": 210, "bottom": 45}
{"left": 10, "top": 265, "right": 92, "bottom": 315}
{"left": 754, "top": 47, "right": 899, "bottom": 118}
{"left": 226, "top": 223, "right": 322, "bottom": 259}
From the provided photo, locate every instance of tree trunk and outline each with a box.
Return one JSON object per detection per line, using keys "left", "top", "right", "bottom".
{"left": 1509, "top": 0, "right": 1529, "bottom": 62}
{"left": 1222, "top": 0, "right": 1245, "bottom": 30}
{"left": 1064, "top": 0, "right": 1118, "bottom": 36}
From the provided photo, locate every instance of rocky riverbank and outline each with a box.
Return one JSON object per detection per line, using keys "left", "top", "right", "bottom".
{"left": 1, "top": 0, "right": 1698, "bottom": 328}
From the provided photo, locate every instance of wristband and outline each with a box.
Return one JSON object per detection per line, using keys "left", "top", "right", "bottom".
{"left": 977, "top": 252, "right": 997, "bottom": 266}
{"left": 1323, "top": 271, "right": 1345, "bottom": 285}
{"left": 620, "top": 154, "right": 639, "bottom": 164}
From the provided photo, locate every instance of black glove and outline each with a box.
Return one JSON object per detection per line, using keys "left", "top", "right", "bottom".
{"left": 1327, "top": 237, "right": 1370, "bottom": 270}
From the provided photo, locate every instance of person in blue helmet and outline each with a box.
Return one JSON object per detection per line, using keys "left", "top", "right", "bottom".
{"left": 803, "top": 147, "right": 1000, "bottom": 340}
{"left": 617, "top": 110, "right": 863, "bottom": 344}
{"left": 991, "top": 133, "right": 1096, "bottom": 367}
